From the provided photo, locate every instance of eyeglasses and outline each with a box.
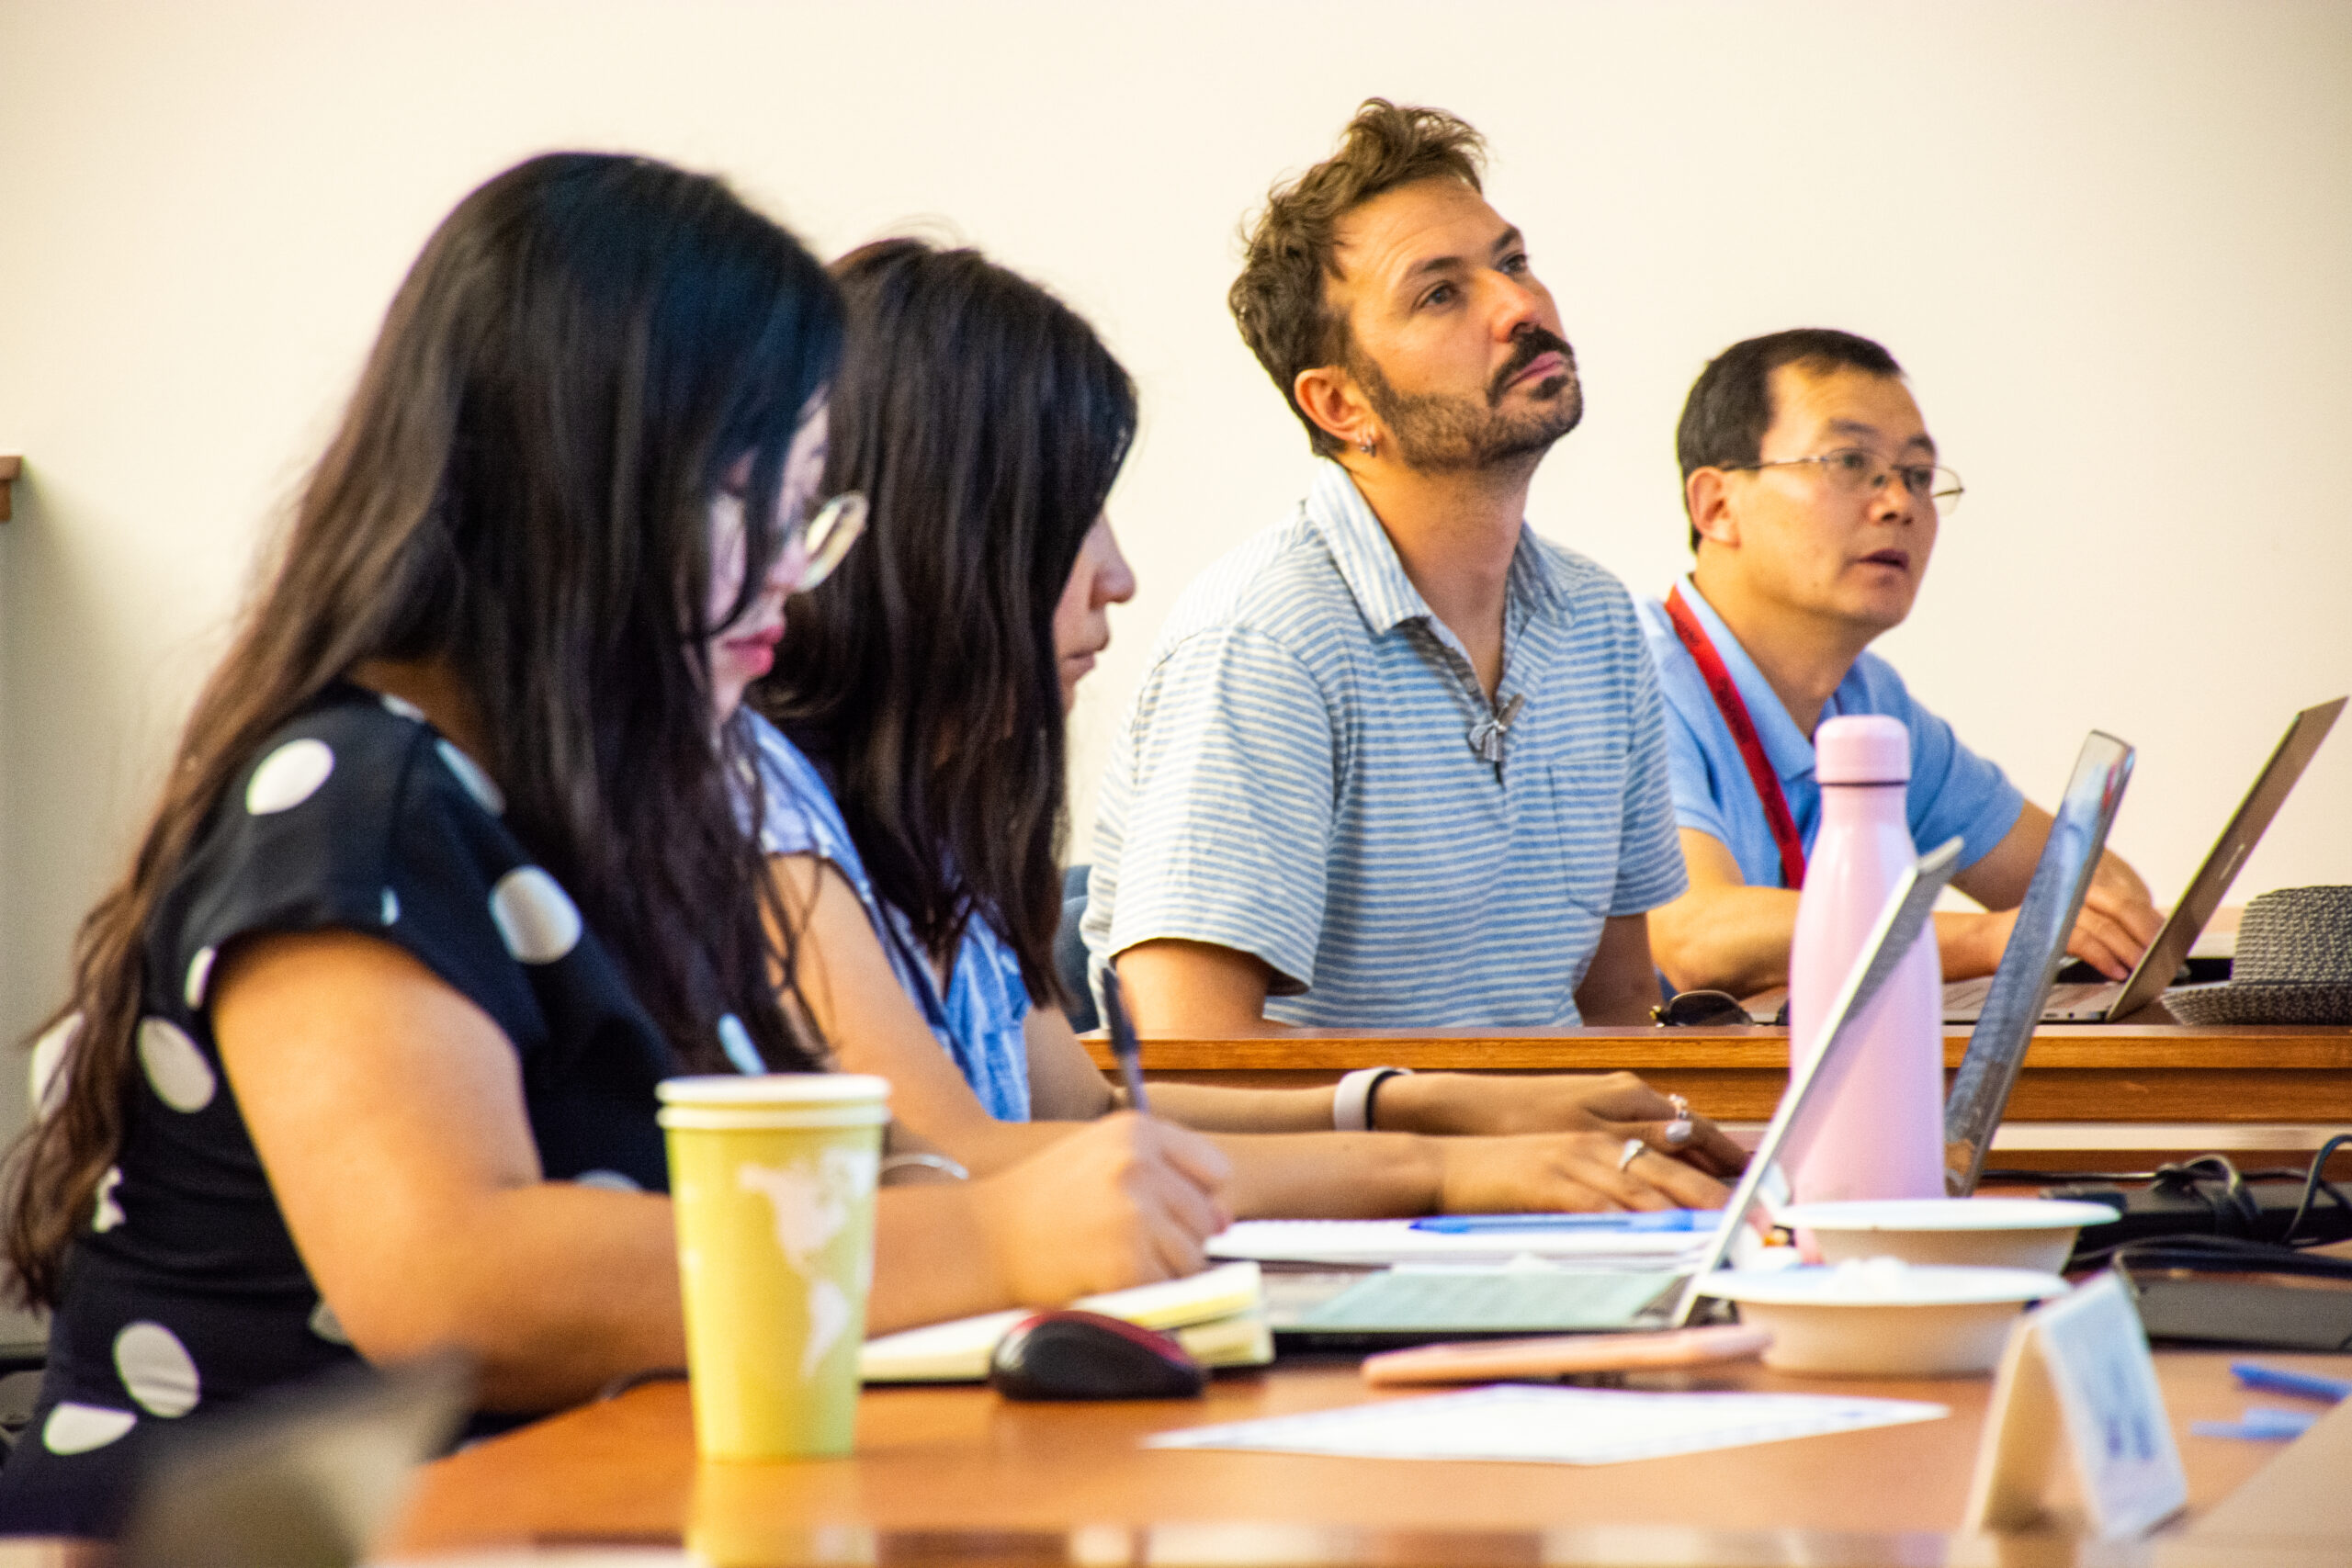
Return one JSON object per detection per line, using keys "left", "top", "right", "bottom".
{"left": 1652, "top": 989, "right": 1754, "bottom": 1028}
{"left": 793, "top": 491, "right": 867, "bottom": 594}
{"left": 1724, "top": 447, "right": 1964, "bottom": 518}
{"left": 711, "top": 489, "right": 868, "bottom": 596}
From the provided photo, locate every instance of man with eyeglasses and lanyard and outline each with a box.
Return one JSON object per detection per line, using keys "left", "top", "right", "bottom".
{"left": 1639, "top": 328, "right": 2162, "bottom": 999}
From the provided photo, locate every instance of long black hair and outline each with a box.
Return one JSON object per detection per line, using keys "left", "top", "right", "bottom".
{"left": 756, "top": 239, "right": 1136, "bottom": 1005}
{"left": 6, "top": 152, "right": 838, "bottom": 1305}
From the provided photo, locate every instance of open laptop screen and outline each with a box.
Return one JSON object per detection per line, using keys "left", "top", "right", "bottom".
{"left": 1942, "top": 730, "right": 2134, "bottom": 1196}
{"left": 2100, "top": 696, "right": 2344, "bottom": 1021}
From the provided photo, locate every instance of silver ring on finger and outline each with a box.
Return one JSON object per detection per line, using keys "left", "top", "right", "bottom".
{"left": 1617, "top": 1135, "right": 1645, "bottom": 1172}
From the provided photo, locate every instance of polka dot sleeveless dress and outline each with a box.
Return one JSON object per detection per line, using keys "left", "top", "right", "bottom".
{"left": 0, "top": 683, "right": 739, "bottom": 1534}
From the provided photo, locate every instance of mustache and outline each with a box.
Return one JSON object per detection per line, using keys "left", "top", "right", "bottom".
{"left": 1488, "top": 328, "right": 1577, "bottom": 406}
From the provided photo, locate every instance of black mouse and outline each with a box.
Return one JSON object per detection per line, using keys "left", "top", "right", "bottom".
{"left": 986, "top": 1309, "right": 1207, "bottom": 1401}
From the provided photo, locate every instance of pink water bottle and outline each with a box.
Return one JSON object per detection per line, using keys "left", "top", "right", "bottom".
{"left": 1784, "top": 715, "right": 1945, "bottom": 1203}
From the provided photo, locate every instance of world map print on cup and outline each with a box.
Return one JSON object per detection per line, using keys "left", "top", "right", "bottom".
{"left": 657, "top": 1073, "right": 889, "bottom": 1461}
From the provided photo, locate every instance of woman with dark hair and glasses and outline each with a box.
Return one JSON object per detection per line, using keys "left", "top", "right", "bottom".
{"left": 752, "top": 240, "right": 1743, "bottom": 1216}
{"left": 0, "top": 159, "right": 1227, "bottom": 1536}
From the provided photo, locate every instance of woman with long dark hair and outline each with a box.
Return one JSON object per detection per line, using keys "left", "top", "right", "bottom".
{"left": 0, "top": 161, "right": 1226, "bottom": 1535}
{"left": 755, "top": 239, "right": 1743, "bottom": 1214}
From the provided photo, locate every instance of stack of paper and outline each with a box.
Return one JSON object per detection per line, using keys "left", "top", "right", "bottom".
{"left": 859, "top": 1260, "right": 1272, "bottom": 1382}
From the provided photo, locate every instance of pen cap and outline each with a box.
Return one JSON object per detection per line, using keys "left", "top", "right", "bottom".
{"left": 1816, "top": 716, "right": 1909, "bottom": 786}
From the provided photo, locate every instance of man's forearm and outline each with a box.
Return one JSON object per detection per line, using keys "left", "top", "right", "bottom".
{"left": 1651, "top": 886, "right": 1802, "bottom": 996}
{"left": 1114, "top": 939, "right": 1289, "bottom": 1036}
{"left": 1660, "top": 888, "right": 2009, "bottom": 990}
{"left": 1933, "top": 908, "right": 2012, "bottom": 980}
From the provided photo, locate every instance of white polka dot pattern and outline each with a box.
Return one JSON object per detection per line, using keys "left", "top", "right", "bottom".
{"left": 308, "top": 1299, "right": 350, "bottom": 1347}
{"left": 244, "top": 738, "right": 335, "bottom": 815}
{"left": 437, "top": 739, "right": 506, "bottom": 816}
{"left": 379, "top": 693, "right": 426, "bottom": 722}
{"left": 381, "top": 887, "right": 401, "bottom": 926}
{"left": 574, "top": 1168, "right": 642, "bottom": 1192}
{"left": 137, "top": 1018, "right": 216, "bottom": 1112}
{"left": 42, "top": 1403, "right": 136, "bottom": 1455}
{"left": 93, "top": 1167, "right": 125, "bottom": 1233}
{"left": 114, "top": 1321, "right": 200, "bottom": 1416}
{"left": 29, "top": 1012, "right": 81, "bottom": 1121}
{"left": 716, "top": 1013, "right": 763, "bottom": 1075}
{"left": 184, "top": 946, "right": 218, "bottom": 1010}
{"left": 490, "top": 867, "right": 582, "bottom": 964}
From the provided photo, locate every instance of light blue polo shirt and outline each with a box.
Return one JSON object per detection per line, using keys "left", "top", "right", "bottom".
{"left": 1635, "top": 576, "right": 2023, "bottom": 887}
{"left": 1081, "top": 460, "right": 1686, "bottom": 1028}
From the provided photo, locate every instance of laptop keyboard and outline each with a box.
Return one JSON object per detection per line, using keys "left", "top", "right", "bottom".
{"left": 1942, "top": 977, "right": 2121, "bottom": 1023}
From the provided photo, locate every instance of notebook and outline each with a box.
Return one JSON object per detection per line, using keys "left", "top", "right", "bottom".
{"left": 1942, "top": 697, "right": 2343, "bottom": 1024}
{"left": 858, "top": 1260, "right": 1272, "bottom": 1382}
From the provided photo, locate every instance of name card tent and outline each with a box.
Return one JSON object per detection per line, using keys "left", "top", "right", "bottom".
{"left": 1965, "top": 1271, "right": 2188, "bottom": 1541}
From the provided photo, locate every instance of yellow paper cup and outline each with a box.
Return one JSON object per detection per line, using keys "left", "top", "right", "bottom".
{"left": 658, "top": 1073, "right": 890, "bottom": 1461}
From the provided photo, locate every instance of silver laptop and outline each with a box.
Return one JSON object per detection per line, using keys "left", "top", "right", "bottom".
{"left": 1942, "top": 696, "right": 2344, "bottom": 1025}
{"left": 1265, "top": 839, "right": 1966, "bottom": 1344}
{"left": 1942, "top": 731, "right": 2136, "bottom": 1195}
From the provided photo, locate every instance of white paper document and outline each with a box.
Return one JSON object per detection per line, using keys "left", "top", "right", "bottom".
{"left": 1147, "top": 1384, "right": 1948, "bottom": 1466}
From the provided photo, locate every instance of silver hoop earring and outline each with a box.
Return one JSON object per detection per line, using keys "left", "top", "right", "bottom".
{"left": 1357, "top": 434, "right": 1375, "bottom": 457}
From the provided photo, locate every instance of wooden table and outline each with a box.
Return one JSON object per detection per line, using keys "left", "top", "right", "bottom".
{"left": 1085, "top": 1026, "right": 2352, "bottom": 1175}
{"left": 381, "top": 1349, "right": 2352, "bottom": 1565}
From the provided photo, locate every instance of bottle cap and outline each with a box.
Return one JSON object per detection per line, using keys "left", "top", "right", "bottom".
{"left": 1816, "top": 715, "right": 1909, "bottom": 785}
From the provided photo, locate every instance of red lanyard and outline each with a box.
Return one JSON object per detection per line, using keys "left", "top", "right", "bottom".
{"left": 1664, "top": 586, "right": 1807, "bottom": 890}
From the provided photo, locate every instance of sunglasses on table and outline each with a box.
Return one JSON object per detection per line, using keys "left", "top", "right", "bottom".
{"left": 1652, "top": 989, "right": 1756, "bottom": 1028}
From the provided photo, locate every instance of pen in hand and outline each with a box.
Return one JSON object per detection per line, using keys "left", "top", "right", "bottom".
{"left": 1099, "top": 967, "right": 1150, "bottom": 1116}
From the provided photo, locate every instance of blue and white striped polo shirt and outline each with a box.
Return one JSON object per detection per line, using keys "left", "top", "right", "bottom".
{"left": 1081, "top": 460, "right": 1685, "bottom": 1027}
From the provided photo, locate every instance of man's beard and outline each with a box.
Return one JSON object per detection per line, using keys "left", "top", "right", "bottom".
{"left": 1354, "top": 327, "right": 1584, "bottom": 474}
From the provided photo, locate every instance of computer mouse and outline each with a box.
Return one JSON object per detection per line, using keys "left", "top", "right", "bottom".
{"left": 986, "top": 1309, "right": 1207, "bottom": 1401}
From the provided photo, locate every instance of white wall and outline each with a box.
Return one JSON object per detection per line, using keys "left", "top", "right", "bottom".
{"left": 5, "top": 1, "right": 2349, "bottom": 1134}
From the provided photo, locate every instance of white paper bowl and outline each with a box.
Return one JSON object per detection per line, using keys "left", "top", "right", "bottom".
{"left": 1776, "top": 1197, "right": 2118, "bottom": 1274}
{"left": 1698, "top": 1261, "right": 2071, "bottom": 1377}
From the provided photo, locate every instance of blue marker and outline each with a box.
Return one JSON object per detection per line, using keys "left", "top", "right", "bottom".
{"left": 2231, "top": 1361, "right": 2352, "bottom": 1403}
{"left": 2192, "top": 1407, "right": 2321, "bottom": 1441}
{"left": 1412, "top": 1210, "right": 1721, "bottom": 1235}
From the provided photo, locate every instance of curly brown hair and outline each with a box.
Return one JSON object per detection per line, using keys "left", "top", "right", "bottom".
{"left": 1228, "top": 100, "right": 1487, "bottom": 457}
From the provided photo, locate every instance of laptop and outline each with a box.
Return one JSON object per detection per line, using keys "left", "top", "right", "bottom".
{"left": 1253, "top": 837, "right": 1968, "bottom": 1346}
{"left": 1942, "top": 731, "right": 2137, "bottom": 1195}
{"left": 1942, "top": 697, "right": 2344, "bottom": 1024}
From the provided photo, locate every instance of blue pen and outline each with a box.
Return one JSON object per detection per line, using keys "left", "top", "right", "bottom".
{"left": 2192, "top": 1407, "right": 2322, "bottom": 1441}
{"left": 1097, "top": 968, "right": 1149, "bottom": 1117}
{"left": 2231, "top": 1361, "right": 2352, "bottom": 1403}
{"left": 1412, "top": 1210, "right": 1721, "bottom": 1234}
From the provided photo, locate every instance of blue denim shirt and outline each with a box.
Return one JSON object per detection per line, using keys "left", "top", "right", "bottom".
{"left": 746, "top": 714, "right": 1033, "bottom": 1121}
